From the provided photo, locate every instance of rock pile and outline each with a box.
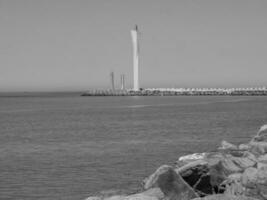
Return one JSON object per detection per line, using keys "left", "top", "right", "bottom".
{"left": 85, "top": 125, "right": 267, "bottom": 200}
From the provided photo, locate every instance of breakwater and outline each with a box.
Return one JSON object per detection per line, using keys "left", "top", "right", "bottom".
{"left": 81, "top": 88, "right": 267, "bottom": 96}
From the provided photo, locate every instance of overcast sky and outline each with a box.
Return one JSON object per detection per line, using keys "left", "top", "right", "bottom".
{"left": 1, "top": 0, "right": 267, "bottom": 92}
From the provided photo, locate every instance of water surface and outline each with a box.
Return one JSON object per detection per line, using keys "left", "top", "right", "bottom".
{"left": 0, "top": 95, "right": 267, "bottom": 200}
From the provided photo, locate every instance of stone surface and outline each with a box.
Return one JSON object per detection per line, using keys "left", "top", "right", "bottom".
{"left": 105, "top": 196, "right": 126, "bottom": 200}
{"left": 227, "top": 173, "right": 243, "bottom": 182}
{"left": 220, "top": 155, "right": 243, "bottom": 175}
{"left": 143, "top": 165, "right": 171, "bottom": 190}
{"left": 143, "top": 165, "right": 198, "bottom": 200}
{"left": 252, "top": 124, "right": 267, "bottom": 142}
{"left": 222, "top": 173, "right": 244, "bottom": 196}
{"left": 85, "top": 197, "right": 102, "bottom": 200}
{"left": 231, "top": 152, "right": 257, "bottom": 170}
{"left": 192, "top": 194, "right": 259, "bottom": 200}
{"left": 219, "top": 141, "right": 238, "bottom": 150}
{"left": 124, "top": 194, "right": 158, "bottom": 200}
{"left": 157, "top": 167, "right": 198, "bottom": 200}
{"left": 140, "top": 188, "right": 164, "bottom": 200}
{"left": 239, "top": 144, "right": 251, "bottom": 151}
{"left": 241, "top": 167, "right": 258, "bottom": 188}
{"left": 249, "top": 141, "right": 267, "bottom": 155}
{"left": 179, "top": 163, "right": 212, "bottom": 196}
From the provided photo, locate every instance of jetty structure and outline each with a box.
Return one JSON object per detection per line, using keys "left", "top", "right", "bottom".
{"left": 81, "top": 26, "right": 267, "bottom": 96}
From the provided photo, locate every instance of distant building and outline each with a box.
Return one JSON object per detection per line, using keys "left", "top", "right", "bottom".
{"left": 131, "top": 25, "right": 140, "bottom": 91}
{"left": 120, "top": 74, "right": 125, "bottom": 90}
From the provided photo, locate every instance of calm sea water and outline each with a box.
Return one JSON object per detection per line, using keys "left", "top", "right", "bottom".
{"left": 0, "top": 95, "right": 267, "bottom": 200}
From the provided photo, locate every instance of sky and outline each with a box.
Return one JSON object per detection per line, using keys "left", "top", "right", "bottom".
{"left": 1, "top": 0, "right": 267, "bottom": 92}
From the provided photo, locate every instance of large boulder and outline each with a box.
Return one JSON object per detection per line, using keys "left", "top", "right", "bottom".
{"left": 143, "top": 165, "right": 171, "bottom": 190}
{"left": 178, "top": 161, "right": 212, "bottom": 196}
{"left": 143, "top": 165, "right": 198, "bottom": 200}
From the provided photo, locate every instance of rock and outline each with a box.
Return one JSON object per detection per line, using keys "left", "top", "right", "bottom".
{"left": 157, "top": 167, "right": 198, "bottom": 200}
{"left": 252, "top": 124, "right": 267, "bottom": 142}
{"left": 85, "top": 197, "right": 102, "bottom": 200}
{"left": 241, "top": 167, "right": 258, "bottom": 188}
{"left": 143, "top": 165, "right": 171, "bottom": 190}
{"left": 220, "top": 155, "right": 243, "bottom": 175}
{"left": 219, "top": 141, "right": 238, "bottom": 151}
{"left": 124, "top": 194, "right": 158, "bottom": 200}
{"left": 227, "top": 173, "right": 243, "bottom": 182}
{"left": 176, "top": 160, "right": 208, "bottom": 174}
{"left": 192, "top": 194, "right": 259, "bottom": 200}
{"left": 143, "top": 165, "right": 198, "bottom": 200}
{"left": 222, "top": 173, "right": 244, "bottom": 196}
{"left": 257, "top": 154, "right": 267, "bottom": 170}
{"left": 239, "top": 144, "right": 251, "bottom": 151}
{"left": 140, "top": 188, "right": 164, "bottom": 200}
{"left": 176, "top": 153, "right": 207, "bottom": 167}
{"left": 231, "top": 152, "right": 257, "bottom": 169}
{"left": 208, "top": 160, "right": 227, "bottom": 192}
{"left": 106, "top": 196, "right": 126, "bottom": 200}
{"left": 241, "top": 167, "right": 267, "bottom": 200}
{"left": 224, "top": 181, "right": 244, "bottom": 196}
{"left": 249, "top": 141, "right": 267, "bottom": 155}
{"left": 179, "top": 162, "right": 212, "bottom": 196}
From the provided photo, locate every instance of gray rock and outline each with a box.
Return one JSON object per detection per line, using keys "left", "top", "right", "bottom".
{"left": 192, "top": 194, "right": 259, "bottom": 200}
{"left": 140, "top": 188, "right": 164, "bottom": 200}
{"left": 231, "top": 152, "right": 257, "bottom": 169}
{"left": 143, "top": 165, "right": 198, "bottom": 200}
{"left": 106, "top": 196, "right": 126, "bottom": 200}
{"left": 143, "top": 165, "right": 171, "bottom": 190}
{"left": 252, "top": 124, "right": 267, "bottom": 142}
{"left": 85, "top": 197, "right": 102, "bottom": 200}
{"left": 219, "top": 141, "right": 238, "bottom": 151}
{"left": 124, "top": 194, "right": 158, "bottom": 200}
{"left": 241, "top": 167, "right": 258, "bottom": 188}
{"left": 227, "top": 173, "right": 243, "bottom": 182}
{"left": 239, "top": 144, "right": 251, "bottom": 151}
{"left": 249, "top": 141, "right": 267, "bottom": 155}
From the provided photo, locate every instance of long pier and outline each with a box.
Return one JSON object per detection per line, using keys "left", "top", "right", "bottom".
{"left": 81, "top": 88, "right": 267, "bottom": 96}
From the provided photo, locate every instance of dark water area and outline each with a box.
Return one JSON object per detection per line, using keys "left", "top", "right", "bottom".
{"left": 0, "top": 95, "right": 267, "bottom": 200}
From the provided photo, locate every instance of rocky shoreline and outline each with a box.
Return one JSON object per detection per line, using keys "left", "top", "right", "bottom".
{"left": 85, "top": 125, "right": 267, "bottom": 200}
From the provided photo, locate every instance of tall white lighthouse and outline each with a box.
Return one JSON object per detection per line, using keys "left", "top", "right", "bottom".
{"left": 131, "top": 25, "right": 140, "bottom": 91}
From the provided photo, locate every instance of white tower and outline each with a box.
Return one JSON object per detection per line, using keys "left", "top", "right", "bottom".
{"left": 131, "top": 25, "right": 140, "bottom": 91}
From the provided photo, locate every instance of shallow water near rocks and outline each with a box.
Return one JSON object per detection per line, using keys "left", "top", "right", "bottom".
{"left": 0, "top": 95, "right": 267, "bottom": 200}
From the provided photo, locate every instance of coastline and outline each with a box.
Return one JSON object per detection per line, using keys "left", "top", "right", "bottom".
{"left": 85, "top": 125, "right": 267, "bottom": 200}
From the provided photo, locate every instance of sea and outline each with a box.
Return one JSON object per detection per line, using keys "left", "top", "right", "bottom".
{"left": 0, "top": 94, "right": 267, "bottom": 200}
